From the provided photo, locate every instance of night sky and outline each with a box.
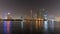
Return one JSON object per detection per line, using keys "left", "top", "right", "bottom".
{"left": 0, "top": 0, "right": 60, "bottom": 18}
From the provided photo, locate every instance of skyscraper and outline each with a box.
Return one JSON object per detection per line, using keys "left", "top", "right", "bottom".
{"left": 37, "top": 8, "right": 45, "bottom": 19}
{"left": 7, "top": 12, "right": 12, "bottom": 19}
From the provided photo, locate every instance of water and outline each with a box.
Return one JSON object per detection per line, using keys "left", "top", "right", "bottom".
{"left": 4, "top": 21, "right": 12, "bottom": 34}
{"left": 4, "top": 21, "right": 7, "bottom": 34}
{"left": 2, "top": 20, "right": 60, "bottom": 34}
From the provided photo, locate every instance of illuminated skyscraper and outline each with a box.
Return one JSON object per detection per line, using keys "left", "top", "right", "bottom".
{"left": 7, "top": 12, "right": 12, "bottom": 19}
{"left": 44, "top": 10, "right": 48, "bottom": 20}
{"left": 37, "top": 8, "right": 45, "bottom": 19}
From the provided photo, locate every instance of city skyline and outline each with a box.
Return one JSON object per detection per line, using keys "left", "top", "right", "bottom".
{"left": 0, "top": 0, "right": 60, "bottom": 18}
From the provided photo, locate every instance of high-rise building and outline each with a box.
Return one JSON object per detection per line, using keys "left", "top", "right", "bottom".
{"left": 37, "top": 8, "right": 45, "bottom": 19}
{"left": 7, "top": 12, "right": 12, "bottom": 19}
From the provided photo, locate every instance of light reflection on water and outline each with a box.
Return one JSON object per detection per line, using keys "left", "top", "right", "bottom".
{"left": 3, "top": 20, "right": 60, "bottom": 34}
{"left": 4, "top": 21, "right": 7, "bottom": 34}
{"left": 4, "top": 21, "right": 12, "bottom": 34}
{"left": 44, "top": 20, "right": 54, "bottom": 31}
{"left": 3, "top": 20, "right": 55, "bottom": 34}
{"left": 21, "top": 21, "right": 23, "bottom": 29}
{"left": 44, "top": 21, "right": 48, "bottom": 31}
{"left": 43, "top": 20, "right": 55, "bottom": 34}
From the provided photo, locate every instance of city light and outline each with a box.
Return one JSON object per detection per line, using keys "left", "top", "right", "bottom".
{"left": 8, "top": 12, "right": 10, "bottom": 15}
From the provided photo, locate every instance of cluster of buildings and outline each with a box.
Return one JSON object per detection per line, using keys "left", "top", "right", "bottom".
{"left": 23, "top": 8, "right": 48, "bottom": 31}
{"left": 0, "top": 8, "right": 48, "bottom": 32}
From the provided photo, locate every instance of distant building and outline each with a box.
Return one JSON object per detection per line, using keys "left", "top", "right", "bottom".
{"left": 55, "top": 16, "right": 60, "bottom": 21}
{"left": 7, "top": 12, "right": 12, "bottom": 19}
{"left": 37, "top": 8, "right": 45, "bottom": 19}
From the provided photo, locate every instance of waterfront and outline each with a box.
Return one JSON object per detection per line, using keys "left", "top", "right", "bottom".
{"left": 0, "top": 20, "right": 60, "bottom": 34}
